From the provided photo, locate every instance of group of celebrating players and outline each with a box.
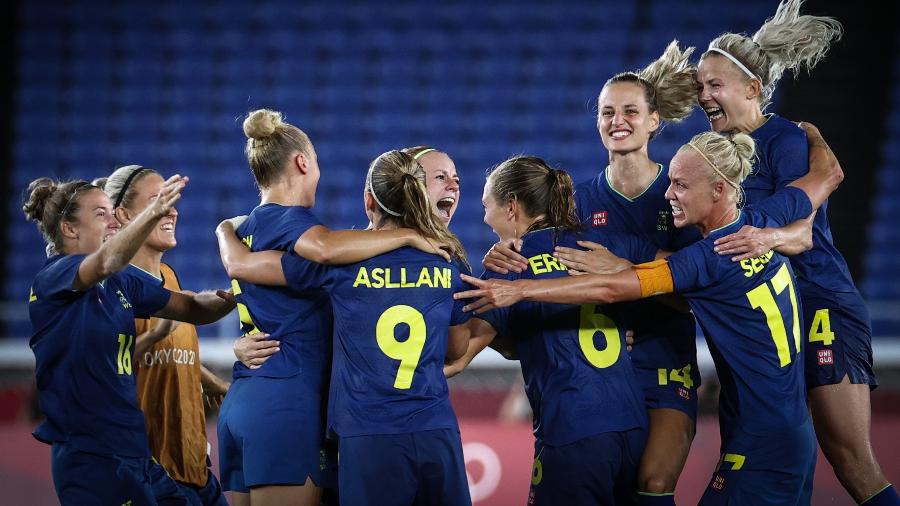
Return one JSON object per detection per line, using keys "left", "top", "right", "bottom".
{"left": 23, "top": 0, "right": 899, "bottom": 505}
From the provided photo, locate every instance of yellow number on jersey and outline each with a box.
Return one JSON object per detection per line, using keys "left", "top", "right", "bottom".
{"left": 376, "top": 305, "right": 427, "bottom": 389}
{"left": 808, "top": 309, "right": 835, "bottom": 346}
{"left": 231, "top": 279, "right": 262, "bottom": 336}
{"left": 578, "top": 304, "right": 621, "bottom": 368}
{"left": 745, "top": 263, "right": 800, "bottom": 367}
{"left": 117, "top": 333, "right": 133, "bottom": 375}
{"left": 657, "top": 364, "right": 694, "bottom": 388}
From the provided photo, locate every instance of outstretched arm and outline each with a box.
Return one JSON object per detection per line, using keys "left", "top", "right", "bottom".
{"left": 75, "top": 175, "right": 187, "bottom": 290}
{"left": 714, "top": 123, "right": 835, "bottom": 261}
{"left": 154, "top": 289, "right": 235, "bottom": 325}
{"left": 216, "top": 220, "right": 288, "bottom": 286}
{"left": 714, "top": 212, "right": 814, "bottom": 261}
{"left": 295, "top": 226, "right": 450, "bottom": 264}
{"left": 455, "top": 267, "right": 645, "bottom": 315}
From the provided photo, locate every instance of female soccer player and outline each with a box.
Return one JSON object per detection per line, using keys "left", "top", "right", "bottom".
{"left": 457, "top": 131, "right": 840, "bottom": 505}
{"left": 217, "top": 109, "right": 447, "bottom": 506}
{"left": 234, "top": 145, "right": 462, "bottom": 370}
{"left": 402, "top": 146, "right": 460, "bottom": 225}
{"left": 217, "top": 150, "right": 472, "bottom": 506}
{"left": 695, "top": 1, "right": 897, "bottom": 503}
{"left": 99, "top": 165, "right": 231, "bottom": 505}
{"left": 564, "top": 41, "right": 701, "bottom": 504}
{"left": 23, "top": 175, "right": 234, "bottom": 505}
{"left": 446, "top": 155, "right": 658, "bottom": 505}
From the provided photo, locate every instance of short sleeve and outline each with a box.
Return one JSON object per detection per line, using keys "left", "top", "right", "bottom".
{"left": 119, "top": 269, "right": 173, "bottom": 318}
{"left": 666, "top": 242, "right": 717, "bottom": 294}
{"left": 281, "top": 251, "right": 332, "bottom": 292}
{"left": 745, "top": 186, "right": 813, "bottom": 227}
{"left": 573, "top": 183, "right": 591, "bottom": 223}
{"left": 288, "top": 207, "right": 325, "bottom": 237}
{"left": 34, "top": 255, "right": 87, "bottom": 298}
{"left": 767, "top": 127, "right": 810, "bottom": 189}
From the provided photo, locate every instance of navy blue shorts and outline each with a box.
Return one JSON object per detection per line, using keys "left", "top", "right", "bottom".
{"left": 338, "top": 428, "right": 471, "bottom": 506}
{"left": 699, "top": 420, "right": 816, "bottom": 505}
{"left": 51, "top": 443, "right": 157, "bottom": 506}
{"left": 634, "top": 364, "right": 699, "bottom": 419}
{"left": 217, "top": 375, "right": 332, "bottom": 492}
{"left": 802, "top": 291, "right": 876, "bottom": 389}
{"left": 171, "top": 457, "right": 228, "bottom": 506}
{"left": 529, "top": 428, "right": 647, "bottom": 506}
{"left": 147, "top": 458, "right": 190, "bottom": 505}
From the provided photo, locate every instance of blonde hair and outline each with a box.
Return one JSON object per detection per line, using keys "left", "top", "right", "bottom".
{"left": 367, "top": 150, "right": 469, "bottom": 269}
{"left": 603, "top": 39, "right": 698, "bottom": 138}
{"left": 486, "top": 156, "right": 582, "bottom": 234}
{"left": 243, "top": 109, "right": 313, "bottom": 188}
{"left": 98, "top": 165, "right": 160, "bottom": 211}
{"left": 22, "top": 177, "right": 97, "bottom": 256}
{"left": 680, "top": 132, "right": 756, "bottom": 205}
{"left": 704, "top": 0, "right": 842, "bottom": 108}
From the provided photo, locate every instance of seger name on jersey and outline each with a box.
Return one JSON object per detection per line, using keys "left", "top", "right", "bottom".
{"left": 740, "top": 250, "right": 775, "bottom": 277}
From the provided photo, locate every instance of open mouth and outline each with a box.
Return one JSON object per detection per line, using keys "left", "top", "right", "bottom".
{"left": 160, "top": 222, "right": 175, "bottom": 234}
{"left": 670, "top": 203, "right": 683, "bottom": 217}
{"left": 610, "top": 129, "right": 631, "bottom": 140}
{"left": 436, "top": 197, "right": 456, "bottom": 221}
{"left": 704, "top": 106, "right": 725, "bottom": 122}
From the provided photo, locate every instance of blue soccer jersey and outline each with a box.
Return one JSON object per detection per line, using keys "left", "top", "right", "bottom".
{"left": 666, "top": 189, "right": 813, "bottom": 440}
{"left": 281, "top": 247, "right": 470, "bottom": 438}
{"left": 478, "top": 227, "right": 654, "bottom": 446}
{"left": 29, "top": 255, "right": 172, "bottom": 457}
{"left": 230, "top": 204, "right": 333, "bottom": 380}
{"left": 743, "top": 114, "right": 857, "bottom": 296}
{"left": 575, "top": 165, "right": 701, "bottom": 389}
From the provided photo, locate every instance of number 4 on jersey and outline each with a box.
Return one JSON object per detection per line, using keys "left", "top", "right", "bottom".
{"left": 808, "top": 309, "right": 835, "bottom": 346}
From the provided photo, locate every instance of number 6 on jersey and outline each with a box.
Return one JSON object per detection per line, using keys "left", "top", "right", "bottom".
{"left": 376, "top": 305, "right": 427, "bottom": 389}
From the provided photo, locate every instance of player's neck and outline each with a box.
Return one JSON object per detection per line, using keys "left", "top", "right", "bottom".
{"left": 607, "top": 151, "right": 659, "bottom": 199}
{"left": 699, "top": 206, "right": 739, "bottom": 237}
{"left": 732, "top": 108, "right": 766, "bottom": 135}
{"left": 260, "top": 178, "right": 313, "bottom": 207}
{"left": 130, "top": 245, "right": 163, "bottom": 278}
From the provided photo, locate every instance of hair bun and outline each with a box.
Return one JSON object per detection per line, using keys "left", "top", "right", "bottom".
{"left": 22, "top": 177, "right": 57, "bottom": 222}
{"left": 243, "top": 109, "right": 283, "bottom": 140}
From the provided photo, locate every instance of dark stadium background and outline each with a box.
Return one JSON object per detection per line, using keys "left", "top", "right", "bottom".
{"left": 0, "top": 1, "right": 897, "bottom": 504}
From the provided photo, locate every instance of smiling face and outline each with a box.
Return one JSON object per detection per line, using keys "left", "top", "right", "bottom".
{"left": 418, "top": 151, "right": 460, "bottom": 224}
{"left": 125, "top": 173, "right": 178, "bottom": 252}
{"left": 664, "top": 149, "right": 718, "bottom": 230}
{"left": 697, "top": 54, "right": 759, "bottom": 133}
{"left": 482, "top": 183, "right": 516, "bottom": 241}
{"left": 65, "top": 188, "right": 121, "bottom": 254}
{"left": 597, "top": 81, "right": 660, "bottom": 155}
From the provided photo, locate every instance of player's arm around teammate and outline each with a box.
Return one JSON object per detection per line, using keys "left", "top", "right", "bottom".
{"left": 694, "top": 3, "right": 896, "bottom": 502}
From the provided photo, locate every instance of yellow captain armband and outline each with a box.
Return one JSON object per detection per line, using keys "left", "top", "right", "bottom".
{"left": 633, "top": 259, "right": 674, "bottom": 298}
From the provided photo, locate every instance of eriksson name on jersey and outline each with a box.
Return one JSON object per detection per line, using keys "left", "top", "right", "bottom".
{"left": 352, "top": 266, "right": 453, "bottom": 289}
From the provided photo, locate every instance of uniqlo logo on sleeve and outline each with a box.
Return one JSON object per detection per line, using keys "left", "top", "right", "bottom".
{"left": 817, "top": 349, "right": 833, "bottom": 365}
{"left": 592, "top": 211, "right": 608, "bottom": 227}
